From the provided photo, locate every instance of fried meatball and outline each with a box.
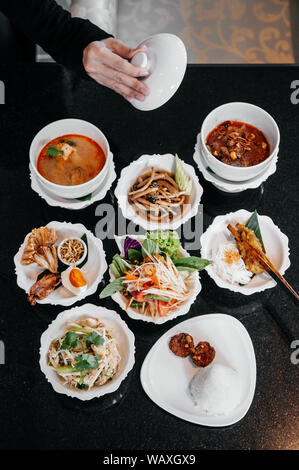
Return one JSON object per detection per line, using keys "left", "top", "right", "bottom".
{"left": 169, "top": 333, "right": 194, "bottom": 358}
{"left": 191, "top": 341, "right": 215, "bottom": 367}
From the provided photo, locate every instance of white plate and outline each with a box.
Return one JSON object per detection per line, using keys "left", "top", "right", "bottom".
{"left": 14, "top": 221, "right": 107, "bottom": 306}
{"left": 193, "top": 133, "right": 278, "bottom": 193}
{"left": 110, "top": 235, "right": 201, "bottom": 324}
{"left": 29, "top": 155, "right": 116, "bottom": 210}
{"left": 131, "top": 34, "right": 187, "bottom": 111}
{"left": 115, "top": 153, "right": 203, "bottom": 230}
{"left": 141, "top": 313, "right": 256, "bottom": 427}
{"left": 200, "top": 209, "right": 290, "bottom": 295}
{"left": 40, "top": 304, "right": 135, "bottom": 400}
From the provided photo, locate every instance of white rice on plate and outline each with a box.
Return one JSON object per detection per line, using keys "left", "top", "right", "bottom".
{"left": 189, "top": 363, "right": 242, "bottom": 415}
{"left": 212, "top": 242, "right": 252, "bottom": 285}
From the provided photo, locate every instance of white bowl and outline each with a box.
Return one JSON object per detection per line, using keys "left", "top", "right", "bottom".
{"left": 57, "top": 236, "right": 88, "bottom": 267}
{"left": 200, "top": 209, "right": 290, "bottom": 295}
{"left": 30, "top": 118, "right": 112, "bottom": 199}
{"left": 115, "top": 153, "right": 203, "bottom": 230}
{"left": 193, "top": 132, "right": 279, "bottom": 193}
{"left": 110, "top": 235, "right": 202, "bottom": 324}
{"left": 29, "top": 157, "right": 116, "bottom": 210}
{"left": 131, "top": 34, "right": 187, "bottom": 111}
{"left": 39, "top": 304, "right": 135, "bottom": 401}
{"left": 200, "top": 102, "right": 280, "bottom": 182}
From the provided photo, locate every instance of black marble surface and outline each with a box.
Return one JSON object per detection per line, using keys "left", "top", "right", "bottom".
{"left": 0, "top": 64, "right": 298, "bottom": 450}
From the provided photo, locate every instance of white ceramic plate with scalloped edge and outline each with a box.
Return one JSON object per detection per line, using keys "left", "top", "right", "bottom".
{"left": 115, "top": 153, "right": 203, "bottom": 230}
{"left": 200, "top": 209, "right": 290, "bottom": 295}
{"left": 14, "top": 221, "right": 107, "bottom": 306}
{"left": 40, "top": 304, "right": 135, "bottom": 400}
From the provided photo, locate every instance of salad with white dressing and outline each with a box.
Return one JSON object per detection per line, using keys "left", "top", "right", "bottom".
{"left": 47, "top": 317, "right": 121, "bottom": 391}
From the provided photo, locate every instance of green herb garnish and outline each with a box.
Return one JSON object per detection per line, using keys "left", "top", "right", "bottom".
{"left": 74, "top": 353, "right": 101, "bottom": 371}
{"left": 127, "top": 248, "right": 143, "bottom": 264}
{"left": 46, "top": 146, "right": 64, "bottom": 158}
{"left": 60, "top": 331, "right": 79, "bottom": 350}
{"left": 141, "top": 238, "right": 159, "bottom": 259}
{"left": 144, "top": 294, "right": 170, "bottom": 302}
{"left": 77, "top": 382, "right": 88, "bottom": 390}
{"left": 82, "top": 331, "right": 104, "bottom": 348}
{"left": 77, "top": 193, "right": 92, "bottom": 201}
{"left": 99, "top": 278, "right": 125, "bottom": 299}
{"left": 173, "top": 256, "right": 211, "bottom": 271}
{"left": 60, "top": 139, "right": 76, "bottom": 147}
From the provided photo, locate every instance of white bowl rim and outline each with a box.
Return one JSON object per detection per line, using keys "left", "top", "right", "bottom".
{"left": 57, "top": 236, "right": 88, "bottom": 267}
{"left": 30, "top": 118, "right": 111, "bottom": 190}
{"left": 200, "top": 101, "right": 280, "bottom": 171}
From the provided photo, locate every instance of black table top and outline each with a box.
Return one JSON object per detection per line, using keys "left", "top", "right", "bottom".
{"left": 0, "top": 63, "right": 298, "bottom": 451}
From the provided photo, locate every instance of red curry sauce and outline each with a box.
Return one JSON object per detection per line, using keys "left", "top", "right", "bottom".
{"left": 206, "top": 121, "right": 270, "bottom": 167}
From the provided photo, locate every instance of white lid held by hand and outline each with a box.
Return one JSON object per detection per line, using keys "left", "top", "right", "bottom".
{"left": 131, "top": 33, "right": 187, "bottom": 111}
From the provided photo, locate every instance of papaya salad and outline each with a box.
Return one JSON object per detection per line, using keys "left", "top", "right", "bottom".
{"left": 99, "top": 231, "right": 210, "bottom": 320}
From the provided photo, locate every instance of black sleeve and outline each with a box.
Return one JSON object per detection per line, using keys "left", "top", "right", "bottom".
{"left": 0, "top": 0, "right": 112, "bottom": 74}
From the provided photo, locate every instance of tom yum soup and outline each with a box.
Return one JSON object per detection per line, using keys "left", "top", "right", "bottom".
{"left": 37, "top": 134, "right": 106, "bottom": 186}
{"left": 206, "top": 121, "right": 270, "bottom": 167}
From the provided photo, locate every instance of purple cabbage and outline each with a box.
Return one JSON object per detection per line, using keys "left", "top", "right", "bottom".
{"left": 124, "top": 237, "right": 142, "bottom": 259}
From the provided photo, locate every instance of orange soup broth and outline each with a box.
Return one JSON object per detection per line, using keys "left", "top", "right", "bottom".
{"left": 37, "top": 134, "right": 106, "bottom": 186}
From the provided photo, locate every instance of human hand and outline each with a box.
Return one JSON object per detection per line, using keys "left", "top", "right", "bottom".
{"left": 83, "top": 38, "right": 149, "bottom": 102}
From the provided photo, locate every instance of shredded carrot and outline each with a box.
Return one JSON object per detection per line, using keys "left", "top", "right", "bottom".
{"left": 151, "top": 274, "right": 160, "bottom": 287}
{"left": 125, "top": 273, "right": 139, "bottom": 281}
{"left": 126, "top": 298, "right": 133, "bottom": 310}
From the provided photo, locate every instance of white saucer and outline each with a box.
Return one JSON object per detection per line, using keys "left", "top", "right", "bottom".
{"left": 29, "top": 154, "right": 116, "bottom": 210}
{"left": 131, "top": 34, "right": 187, "bottom": 111}
{"left": 140, "top": 313, "right": 256, "bottom": 427}
{"left": 193, "top": 133, "right": 278, "bottom": 193}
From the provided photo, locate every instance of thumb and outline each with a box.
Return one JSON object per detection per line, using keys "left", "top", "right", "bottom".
{"left": 110, "top": 39, "right": 147, "bottom": 60}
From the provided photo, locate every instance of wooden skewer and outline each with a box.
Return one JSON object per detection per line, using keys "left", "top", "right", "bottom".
{"left": 227, "top": 224, "right": 299, "bottom": 301}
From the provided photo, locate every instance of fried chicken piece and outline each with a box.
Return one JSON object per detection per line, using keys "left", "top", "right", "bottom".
{"left": 169, "top": 333, "right": 194, "bottom": 358}
{"left": 235, "top": 223, "right": 265, "bottom": 274}
{"left": 21, "top": 227, "right": 57, "bottom": 265}
{"left": 28, "top": 273, "right": 61, "bottom": 306}
{"left": 33, "top": 246, "right": 58, "bottom": 273}
{"left": 191, "top": 341, "right": 215, "bottom": 367}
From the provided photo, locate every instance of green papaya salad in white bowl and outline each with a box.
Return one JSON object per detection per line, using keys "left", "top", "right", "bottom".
{"left": 99, "top": 231, "right": 210, "bottom": 324}
{"left": 114, "top": 154, "right": 203, "bottom": 231}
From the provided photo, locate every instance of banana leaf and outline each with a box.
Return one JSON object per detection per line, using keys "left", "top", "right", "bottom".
{"left": 246, "top": 211, "right": 265, "bottom": 253}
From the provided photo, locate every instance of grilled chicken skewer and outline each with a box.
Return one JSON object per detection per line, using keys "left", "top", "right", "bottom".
{"left": 227, "top": 224, "right": 299, "bottom": 301}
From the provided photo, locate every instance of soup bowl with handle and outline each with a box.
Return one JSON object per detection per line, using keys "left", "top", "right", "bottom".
{"left": 30, "top": 118, "right": 111, "bottom": 199}
{"left": 200, "top": 102, "right": 280, "bottom": 182}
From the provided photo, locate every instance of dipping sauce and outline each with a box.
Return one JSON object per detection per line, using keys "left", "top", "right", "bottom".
{"left": 37, "top": 134, "right": 106, "bottom": 185}
{"left": 206, "top": 121, "right": 270, "bottom": 167}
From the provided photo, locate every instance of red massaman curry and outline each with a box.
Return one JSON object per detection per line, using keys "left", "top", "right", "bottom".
{"left": 206, "top": 121, "right": 270, "bottom": 167}
{"left": 37, "top": 134, "right": 106, "bottom": 186}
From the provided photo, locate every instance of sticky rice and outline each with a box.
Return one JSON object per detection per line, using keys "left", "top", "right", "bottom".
{"left": 212, "top": 242, "right": 252, "bottom": 285}
{"left": 189, "top": 363, "right": 242, "bottom": 415}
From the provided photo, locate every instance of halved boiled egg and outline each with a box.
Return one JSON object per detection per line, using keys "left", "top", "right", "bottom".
{"left": 61, "top": 266, "right": 87, "bottom": 295}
